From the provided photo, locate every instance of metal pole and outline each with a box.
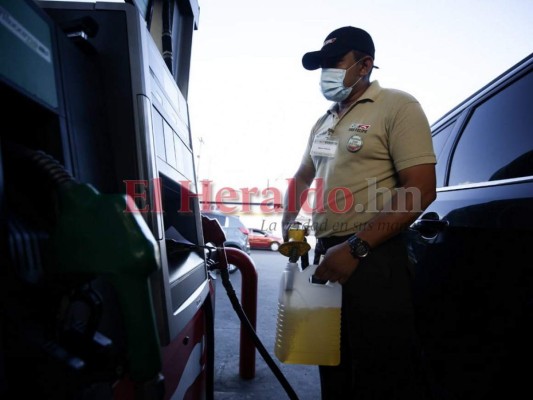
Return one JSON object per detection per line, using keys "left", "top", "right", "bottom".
{"left": 225, "top": 248, "right": 258, "bottom": 379}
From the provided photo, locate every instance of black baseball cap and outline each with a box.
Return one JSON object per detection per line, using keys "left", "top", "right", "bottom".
{"left": 302, "top": 26, "right": 376, "bottom": 70}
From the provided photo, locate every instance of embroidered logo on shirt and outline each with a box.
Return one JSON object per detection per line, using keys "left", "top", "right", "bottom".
{"left": 349, "top": 123, "right": 371, "bottom": 133}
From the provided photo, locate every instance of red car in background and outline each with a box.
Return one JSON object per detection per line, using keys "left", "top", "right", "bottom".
{"left": 248, "top": 228, "right": 283, "bottom": 251}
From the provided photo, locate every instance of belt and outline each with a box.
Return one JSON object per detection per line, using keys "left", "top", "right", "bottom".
{"left": 317, "top": 234, "right": 352, "bottom": 250}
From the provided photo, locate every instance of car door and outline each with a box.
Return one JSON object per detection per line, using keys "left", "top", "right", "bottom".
{"left": 407, "top": 65, "right": 533, "bottom": 399}
{"left": 252, "top": 229, "right": 270, "bottom": 248}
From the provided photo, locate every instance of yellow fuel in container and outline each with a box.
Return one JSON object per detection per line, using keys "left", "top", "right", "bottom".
{"left": 274, "top": 262, "right": 342, "bottom": 366}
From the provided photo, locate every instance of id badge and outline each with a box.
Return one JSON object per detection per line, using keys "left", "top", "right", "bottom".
{"left": 310, "top": 136, "right": 338, "bottom": 158}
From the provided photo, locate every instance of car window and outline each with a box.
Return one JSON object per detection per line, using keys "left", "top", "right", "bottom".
{"left": 447, "top": 70, "right": 533, "bottom": 186}
{"left": 227, "top": 216, "right": 245, "bottom": 228}
{"left": 432, "top": 121, "right": 456, "bottom": 188}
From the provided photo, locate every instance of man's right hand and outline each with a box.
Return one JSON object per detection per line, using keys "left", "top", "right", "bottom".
{"left": 281, "top": 219, "right": 293, "bottom": 242}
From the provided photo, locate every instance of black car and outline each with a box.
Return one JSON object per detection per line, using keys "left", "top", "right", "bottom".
{"left": 407, "top": 53, "right": 533, "bottom": 399}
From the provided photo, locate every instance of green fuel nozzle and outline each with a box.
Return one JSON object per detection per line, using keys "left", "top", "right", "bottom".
{"left": 49, "top": 182, "right": 162, "bottom": 383}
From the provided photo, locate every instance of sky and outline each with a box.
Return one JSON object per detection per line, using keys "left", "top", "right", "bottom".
{"left": 187, "top": 0, "right": 532, "bottom": 200}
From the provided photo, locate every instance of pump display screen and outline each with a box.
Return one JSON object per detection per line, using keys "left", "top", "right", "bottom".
{"left": 0, "top": 0, "right": 58, "bottom": 110}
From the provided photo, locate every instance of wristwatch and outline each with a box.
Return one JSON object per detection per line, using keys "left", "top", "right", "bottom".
{"left": 347, "top": 235, "right": 370, "bottom": 259}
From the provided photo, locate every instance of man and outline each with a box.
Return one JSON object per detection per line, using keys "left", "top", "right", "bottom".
{"left": 282, "top": 26, "right": 436, "bottom": 399}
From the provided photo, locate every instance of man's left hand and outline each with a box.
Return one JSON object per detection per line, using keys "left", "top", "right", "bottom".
{"left": 314, "top": 242, "right": 359, "bottom": 284}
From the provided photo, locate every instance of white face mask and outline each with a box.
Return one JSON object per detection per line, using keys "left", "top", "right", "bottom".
{"left": 320, "top": 60, "right": 362, "bottom": 102}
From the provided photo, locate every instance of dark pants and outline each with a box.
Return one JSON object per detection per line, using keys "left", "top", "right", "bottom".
{"left": 314, "top": 234, "right": 429, "bottom": 400}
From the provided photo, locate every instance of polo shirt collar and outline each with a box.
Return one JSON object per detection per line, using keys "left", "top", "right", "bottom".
{"left": 328, "top": 80, "right": 382, "bottom": 114}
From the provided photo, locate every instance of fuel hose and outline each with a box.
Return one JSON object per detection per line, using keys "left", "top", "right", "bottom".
{"left": 216, "top": 249, "right": 300, "bottom": 400}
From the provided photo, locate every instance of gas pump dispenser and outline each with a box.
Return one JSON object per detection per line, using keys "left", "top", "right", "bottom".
{"left": 1, "top": 1, "right": 213, "bottom": 399}
{"left": 2, "top": 2, "right": 312, "bottom": 399}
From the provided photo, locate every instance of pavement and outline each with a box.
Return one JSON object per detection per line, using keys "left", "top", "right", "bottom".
{"left": 212, "top": 250, "right": 321, "bottom": 400}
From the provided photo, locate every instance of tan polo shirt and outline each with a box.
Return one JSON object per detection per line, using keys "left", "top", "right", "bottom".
{"left": 301, "top": 80, "right": 436, "bottom": 238}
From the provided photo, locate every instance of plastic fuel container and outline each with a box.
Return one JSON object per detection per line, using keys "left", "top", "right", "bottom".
{"left": 274, "top": 262, "right": 342, "bottom": 365}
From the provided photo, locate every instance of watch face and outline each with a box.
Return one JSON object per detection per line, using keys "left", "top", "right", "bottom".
{"left": 349, "top": 236, "right": 369, "bottom": 258}
{"left": 355, "top": 242, "right": 368, "bottom": 257}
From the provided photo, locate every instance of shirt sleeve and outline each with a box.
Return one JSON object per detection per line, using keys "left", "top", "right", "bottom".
{"left": 388, "top": 100, "right": 437, "bottom": 172}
